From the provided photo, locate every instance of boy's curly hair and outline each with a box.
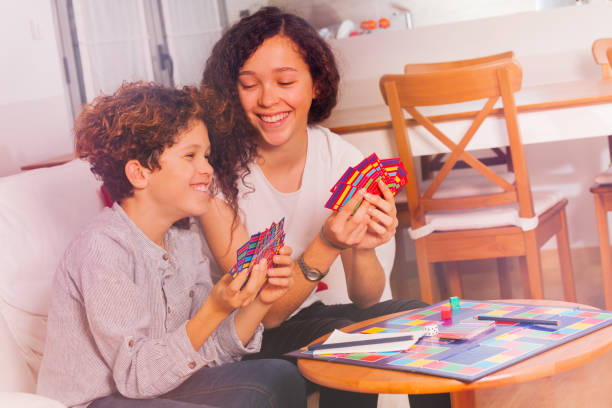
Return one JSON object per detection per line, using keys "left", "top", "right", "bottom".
{"left": 74, "top": 81, "right": 209, "bottom": 203}
{"left": 201, "top": 6, "right": 340, "bottom": 204}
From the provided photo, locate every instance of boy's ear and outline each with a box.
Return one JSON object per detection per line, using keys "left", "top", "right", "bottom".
{"left": 312, "top": 82, "right": 320, "bottom": 99}
{"left": 124, "top": 159, "right": 150, "bottom": 190}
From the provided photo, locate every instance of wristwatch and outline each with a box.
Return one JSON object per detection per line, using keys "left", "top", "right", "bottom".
{"left": 298, "top": 254, "right": 327, "bottom": 282}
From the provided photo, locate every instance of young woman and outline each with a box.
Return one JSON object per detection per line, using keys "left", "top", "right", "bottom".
{"left": 199, "top": 7, "right": 450, "bottom": 408}
{"left": 36, "top": 82, "right": 306, "bottom": 408}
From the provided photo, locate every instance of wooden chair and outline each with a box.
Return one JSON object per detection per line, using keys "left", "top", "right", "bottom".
{"left": 590, "top": 38, "right": 612, "bottom": 309}
{"left": 401, "top": 53, "right": 516, "bottom": 299}
{"left": 380, "top": 57, "right": 576, "bottom": 304}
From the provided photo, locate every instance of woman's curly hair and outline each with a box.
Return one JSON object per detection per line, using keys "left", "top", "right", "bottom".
{"left": 74, "top": 81, "right": 209, "bottom": 204}
{"left": 201, "top": 6, "right": 340, "bottom": 210}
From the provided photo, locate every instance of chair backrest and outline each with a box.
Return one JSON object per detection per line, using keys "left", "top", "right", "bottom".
{"left": 592, "top": 38, "right": 612, "bottom": 79}
{"left": 404, "top": 51, "right": 514, "bottom": 74}
{"left": 379, "top": 58, "right": 533, "bottom": 230}
{"left": 405, "top": 52, "right": 515, "bottom": 180}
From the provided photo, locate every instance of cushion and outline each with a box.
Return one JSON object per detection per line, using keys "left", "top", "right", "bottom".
{"left": 0, "top": 159, "right": 103, "bottom": 316}
{"left": 408, "top": 191, "right": 564, "bottom": 239}
{"left": 0, "top": 392, "right": 66, "bottom": 408}
{"left": 0, "top": 310, "right": 35, "bottom": 393}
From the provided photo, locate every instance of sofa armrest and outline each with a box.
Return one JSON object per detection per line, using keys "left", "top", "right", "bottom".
{"left": 0, "top": 392, "right": 66, "bottom": 408}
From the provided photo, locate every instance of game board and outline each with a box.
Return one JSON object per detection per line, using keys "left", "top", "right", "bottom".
{"left": 287, "top": 299, "right": 612, "bottom": 382}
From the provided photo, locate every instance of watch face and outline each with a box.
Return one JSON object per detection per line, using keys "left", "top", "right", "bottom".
{"left": 305, "top": 268, "right": 324, "bottom": 281}
{"left": 299, "top": 256, "right": 325, "bottom": 281}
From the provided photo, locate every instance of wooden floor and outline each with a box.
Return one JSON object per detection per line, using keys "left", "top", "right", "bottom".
{"left": 388, "top": 244, "right": 612, "bottom": 408}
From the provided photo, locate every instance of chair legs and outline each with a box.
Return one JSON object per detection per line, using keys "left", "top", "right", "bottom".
{"left": 556, "top": 208, "right": 576, "bottom": 302}
{"left": 497, "top": 258, "right": 513, "bottom": 299}
{"left": 523, "top": 231, "right": 545, "bottom": 299}
{"left": 593, "top": 190, "right": 612, "bottom": 309}
{"left": 415, "top": 239, "right": 435, "bottom": 304}
{"left": 444, "top": 262, "right": 463, "bottom": 298}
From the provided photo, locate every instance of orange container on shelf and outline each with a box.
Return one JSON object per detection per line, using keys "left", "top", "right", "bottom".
{"left": 379, "top": 17, "right": 390, "bottom": 29}
{"left": 360, "top": 19, "right": 377, "bottom": 30}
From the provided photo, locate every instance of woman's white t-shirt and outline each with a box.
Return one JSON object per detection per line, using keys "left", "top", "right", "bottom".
{"left": 204, "top": 125, "right": 395, "bottom": 314}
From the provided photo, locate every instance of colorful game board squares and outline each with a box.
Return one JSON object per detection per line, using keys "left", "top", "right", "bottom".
{"left": 496, "top": 333, "right": 522, "bottom": 341}
{"left": 581, "top": 318, "right": 606, "bottom": 324}
{"left": 344, "top": 352, "right": 375, "bottom": 360}
{"left": 486, "top": 353, "right": 514, "bottom": 363}
{"left": 407, "top": 359, "right": 435, "bottom": 368}
{"left": 359, "top": 354, "right": 390, "bottom": 362}
{"left": 389, "top": 357, "right": 416, "bottom": 367}
{"left": 501, "top": 348, "right": 528, "bottom": 357}
{"left": 482, "top": 309, "right": 513, "bottom": 317}
{"left": 566, "top": 322, "right": 594, "bottom": 330}
{"left": 325, "top": 153, "right": 407, "bottom": 212}
{"left": 359, "top": 327, "right": 387, "bottom": 334}
{"left": 424, "top": 360, "right": 449, "bottom": 370}
{"left": 515, "top": 342, "right": 542, "bottom": 351}
{"left": 457, "top": 366, "right": 484, "bottom": 375}
{"left": 472, "top": 360, "right": 498, "bottom": 369}
{"left": 439, "top": 363, "right": 468, "bottom": 372}
{"left": 545, "top": 332, "right": 570, "bottom": 340}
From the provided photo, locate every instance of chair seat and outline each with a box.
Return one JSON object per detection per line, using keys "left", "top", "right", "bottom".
{"left": 595, "top": 165, "right": 612, "bottom": 185}
{"left": 407, "top": 191, "right": 564, "bottom": 239}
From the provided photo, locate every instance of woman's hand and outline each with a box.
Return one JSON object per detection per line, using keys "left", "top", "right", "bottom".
{"left": 357, "top": 179, "right": 398, "bottom": 249}
{"left": 257, "top": 245, "right": 294, "bottom": 305}
{"left": 322, "top": 180, "right": 398, "bottom": 250}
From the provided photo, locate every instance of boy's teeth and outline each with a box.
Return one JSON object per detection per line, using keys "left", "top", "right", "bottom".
{"left": 195, "top": 185, "right": 207, "bottom": 192}
{"left": 261, "top": 112, "right": 288, "bottom": 123}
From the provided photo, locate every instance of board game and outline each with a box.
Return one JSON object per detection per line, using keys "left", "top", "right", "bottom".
{"left": 287, "top": 299, "right": 612, "bottom": 382}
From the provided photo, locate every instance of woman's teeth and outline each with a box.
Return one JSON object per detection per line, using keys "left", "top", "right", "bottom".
{"left": 260, "top": 112, "right": 289, "bottom": 123}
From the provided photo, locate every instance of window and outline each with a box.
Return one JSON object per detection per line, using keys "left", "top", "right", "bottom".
{"left": 53, "top": 0, "right": 226, "bottom": 118}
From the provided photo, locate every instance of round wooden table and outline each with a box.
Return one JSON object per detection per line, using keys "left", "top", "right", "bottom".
{"left": 297, "top": 300, "right": 612, "bottom": 407}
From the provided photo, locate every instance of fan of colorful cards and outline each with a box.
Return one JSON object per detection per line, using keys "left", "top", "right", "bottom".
{"left": 228, "top": 218, "right": 286, "bottom": 280}
{"left": 325, "top": 153, "right": 408, "bottom": 212}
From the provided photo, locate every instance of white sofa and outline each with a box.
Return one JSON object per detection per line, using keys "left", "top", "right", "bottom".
{"left": 0, "top": 159, "right": 104, "bottom": 407}
{"left": 0, "top": 159, "right": 399, "bottom": 407}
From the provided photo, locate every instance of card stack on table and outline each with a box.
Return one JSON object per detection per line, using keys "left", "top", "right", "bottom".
{"left": 229, "top": 218, "right": 286, "bottom": 280}
{"left": 437, "top": 319, "right": 495, "bottom": 341}
{"left": 325, "top": 153, "right": 408, "bottom": 212}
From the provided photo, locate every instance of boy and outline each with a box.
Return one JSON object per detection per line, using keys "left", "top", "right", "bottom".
{"left": 37, "top": 82, "right": 305, "bottom": 408}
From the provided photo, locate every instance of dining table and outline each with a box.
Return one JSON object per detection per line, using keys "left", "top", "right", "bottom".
{"left": 323, "top": 78, "right": 612, "bottom": 158}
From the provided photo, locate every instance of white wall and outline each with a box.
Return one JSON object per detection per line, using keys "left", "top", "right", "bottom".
{"left": 0, "top": 0, "right": 72, "bottom": 177}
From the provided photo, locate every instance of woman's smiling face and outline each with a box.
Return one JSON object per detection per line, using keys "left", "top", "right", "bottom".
{"left": 237, "top": 35, "right": 317, "bottom": 149}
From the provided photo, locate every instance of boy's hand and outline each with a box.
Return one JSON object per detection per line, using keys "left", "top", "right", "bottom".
{"left": 257, "top": 245, "right": 294, "bottom": 305}
{"left": 210, "top": 260, "right": 269, "bottom": 314}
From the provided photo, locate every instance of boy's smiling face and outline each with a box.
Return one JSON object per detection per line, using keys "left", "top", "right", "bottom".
{"left": 146, "top": 120, "right": 214, "bottom": 221}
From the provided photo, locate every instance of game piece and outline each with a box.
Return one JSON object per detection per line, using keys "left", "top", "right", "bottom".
{"left": 449, "top": 296, "right": 460, "bottom": 311}
{"left": 325, "top": 153, "right": 407, "bottom": 212}
{"left": 440, "top": 307, "right": 452, "bottom": 320}
{"left": 424, "top": 324, "right": 439, "bottom": 337}
{"left": 229, "top": 217, "right": 286, "bottom": 282}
